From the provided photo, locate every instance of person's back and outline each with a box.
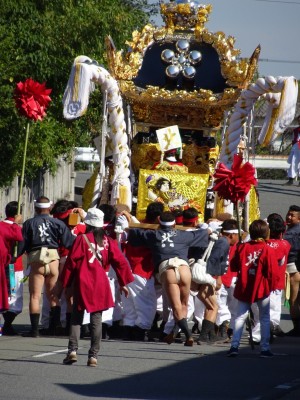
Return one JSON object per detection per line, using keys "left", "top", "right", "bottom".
{"left": 264, "top": 213, "right": 291, "bottom": 337}
{"left": 20, "top": 196, "right": 74, "bottom": 338}
{"left": 283, "top": 206, "right": 300, "bottom": 268}
{"left": 282, "top": 205, "right": 300, "bottom": 335}
{"left": 118, "top": 203, "right": 164, "bottom": 340}
{"left": 182, "top": 207, "right": 205, "bottom": 260}
{"left": 22, "top": 212, "right": 74, "bottom": 253}
{"left": 0, "top": 234, "right": 11, "bottom": 311}
{"left": 0, "top": 201, "right": 23, "bottom": 259}
{"left": 128, "top": 209, "right": 208, "bottom": 271}
{"left": 227, "top": 219, "right": 278, "bottom": 358}
{"left": 61, "top": 207, "right": 134, "bottom": 366}
{"left": 267, "top": 213, "right": 290, "bottom": 291}
{"left": 124, "top": 202, "right": 163, "bottom": 278}
{"left": 128, "top": 211, "right": 209, "bottom": 346}
{"left": 285, "top": 116, "right": 300, "bottom": 185}
{"left": 231, "top": 220, "right": 278, "bottom": 304}
{"left": 0, "top": 201, "right": 24, "bottom": 331}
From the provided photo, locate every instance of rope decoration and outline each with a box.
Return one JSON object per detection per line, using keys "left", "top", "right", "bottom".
{"left": 219, "top": 76, "right": 298, "bottom": 167}
{"left": 63, "top": 55, "right": 131, "bottom": 209}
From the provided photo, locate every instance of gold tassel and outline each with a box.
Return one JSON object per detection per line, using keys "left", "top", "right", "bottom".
{"left": 116, "top": 185, "right": 131, "bottom": 211}
{"left": 284, "top": 271, "right": 290, "bottom": 309}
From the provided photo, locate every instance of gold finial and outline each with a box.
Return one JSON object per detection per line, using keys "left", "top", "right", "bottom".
{"left": 160, "top": 1, "right": 212, "bottom": 33}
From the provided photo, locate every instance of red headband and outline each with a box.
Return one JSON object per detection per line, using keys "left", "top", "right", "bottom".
{"left": 183, "top": 216, "right": 198, "bottom": 223}
{"left": 53, "top": 209, "right": 73, "bottom": 220}
{"left": 175, "top": 215, "right": 183, "bottom": 224}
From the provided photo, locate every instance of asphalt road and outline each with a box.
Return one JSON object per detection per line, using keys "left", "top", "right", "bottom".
{"left": 1, "top": 290, "right": 300, "bottom": 400}
{"left": 257, "top": 179, "right": 300, "bottom": 219}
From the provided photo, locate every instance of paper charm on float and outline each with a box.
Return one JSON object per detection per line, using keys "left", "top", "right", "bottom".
{"left": 156, "top": 125, "right": 182, "bottom": 155}
{"left": 154, "top": 125, "right": 188, "bottom": 172}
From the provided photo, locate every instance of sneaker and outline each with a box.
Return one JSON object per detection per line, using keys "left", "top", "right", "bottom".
{"left": 227, "top": 347, "right": 239, "bottom": 357}
{"left": 87, "top": 357, "right": 97, "bottom": 367}
{"left": 260, "top": 350, "right": 273, "bottom": 358}
{"left": 63, "top": 351, "right": 77, "bottom": 365}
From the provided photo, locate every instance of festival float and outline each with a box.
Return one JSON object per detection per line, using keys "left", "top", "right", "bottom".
{"left": 63, "top": 0, "right": 298, "bottom": 230}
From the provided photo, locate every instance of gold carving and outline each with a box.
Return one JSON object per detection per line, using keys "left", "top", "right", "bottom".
{"left": 183, "top": 144, "right": 219, "bottom": 175}
{"left": 105, "top": 2, "right": 259, "bottom": 130}
{"left": 131, "top": 142, "right": 219, "bottom": 176}
{"left": 136, "top": 169, "right": 209, "bottom": 222}
{"left": 160, "top": 3, "right": 212, "bottom": 33}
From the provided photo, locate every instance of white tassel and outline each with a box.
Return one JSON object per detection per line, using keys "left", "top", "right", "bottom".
{"left": 160, "top": 151, "right": 164, "bottom": 164}
{"left": 179, "top": 147, "right": 183, "bottom": 160}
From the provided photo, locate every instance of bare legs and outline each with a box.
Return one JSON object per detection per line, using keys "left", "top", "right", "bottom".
{"left": 28, "top": 260, "right": 60, "bottom": 313}
{"left": 289, "top": 272, "right": 300, "bottom": 334}
{"left": 161, "top": 265, "right": 191, "bottom": 321}
{"left": 160, "top": 265, "right": 193, "bottom": 344}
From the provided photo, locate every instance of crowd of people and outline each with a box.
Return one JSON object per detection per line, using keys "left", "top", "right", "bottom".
{"left": 0, "top": 197, "right": 299, "bottom": 365}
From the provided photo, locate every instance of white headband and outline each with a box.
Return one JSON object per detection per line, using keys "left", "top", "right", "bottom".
{"left": 160, "top": 220, "right": 176, "bottom": 226}
{"left": 222, "top": 229, "right": 239, "bottom": 233}
{"left": 34, "top": 201, "right": 52, "bottom": 209}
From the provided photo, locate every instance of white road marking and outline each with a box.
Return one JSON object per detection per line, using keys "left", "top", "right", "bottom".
{"left": 33, "top": 348, "right": 82, "bottom": 358}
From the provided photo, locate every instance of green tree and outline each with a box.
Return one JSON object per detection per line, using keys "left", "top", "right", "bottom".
{"left": 0, "top": 0, "right": 149, "bottom": 186}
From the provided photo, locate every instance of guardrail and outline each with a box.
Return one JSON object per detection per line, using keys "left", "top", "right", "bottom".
{"left": 75, "top": 147, "right": 99, "bottom": 162}
{"left": 249, "top": 155, "right": 288, "bottom": 170}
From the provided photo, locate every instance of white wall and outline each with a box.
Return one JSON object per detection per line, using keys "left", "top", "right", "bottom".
{"left": 0, "top": 157, "right": 75, "bottom": 220}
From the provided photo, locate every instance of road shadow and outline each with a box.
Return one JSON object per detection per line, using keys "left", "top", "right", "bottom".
{"left": 57, "top": 338, "right": 300, "bottom": 400}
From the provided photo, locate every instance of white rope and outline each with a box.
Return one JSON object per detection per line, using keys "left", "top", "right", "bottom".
{"left": 219, "top": 76, "right": 298, "bottom": 167}
{"left": 100, "top": 90, "right": 108, "bottom": 179}
{"left": 63, "top": 55, "right": 132, "bottom": 209}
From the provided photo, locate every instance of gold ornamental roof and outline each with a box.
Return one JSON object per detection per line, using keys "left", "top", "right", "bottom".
{"left": 105, "top": 1, "right": 260, "bottom": 129}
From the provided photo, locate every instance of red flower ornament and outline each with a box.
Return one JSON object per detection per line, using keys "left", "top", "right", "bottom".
{"left": 213, "top": 154, "right": 257, "bottom": 204}
{"left": 14, "top": 78, "right": 52, "bottom": 121}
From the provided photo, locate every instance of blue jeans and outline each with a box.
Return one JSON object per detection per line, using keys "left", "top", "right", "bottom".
{"left": 231, "top": 296, "right": 271, "bottom": 352}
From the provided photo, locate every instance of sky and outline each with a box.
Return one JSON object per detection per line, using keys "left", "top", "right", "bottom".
{"left": 147, "top": 0, "right": 300, "bottom": 79}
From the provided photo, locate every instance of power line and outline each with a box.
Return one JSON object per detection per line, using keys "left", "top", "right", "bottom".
{"left": 259, "top": 58, "right": 300, "bottom": 64}
{"left": 238, "top": 57, "right": 300, "bottom": 64}
{"left": 255, "top": 0, "right": 300, "bottom": 4}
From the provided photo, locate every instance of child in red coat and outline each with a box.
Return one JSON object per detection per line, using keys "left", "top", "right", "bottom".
{"left": 61, "top": 208, "right": 134, "bottom": 367}
{"left": 227, "top": 220, "right": 279, "bottom": 358}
